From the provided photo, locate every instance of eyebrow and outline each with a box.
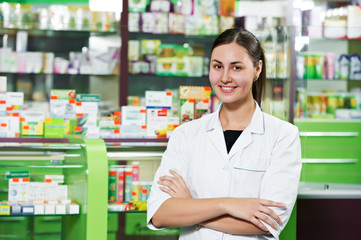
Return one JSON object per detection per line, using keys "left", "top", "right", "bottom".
{"left": 211, "top": 59, "right": 243, "bottom": 65}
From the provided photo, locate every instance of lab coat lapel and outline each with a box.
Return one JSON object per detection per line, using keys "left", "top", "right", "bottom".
{"left": 228, "top": 102, "right": 265, "bottom": 159}
{"left": 206, "top": 106, "right": 228, "bottom": 159}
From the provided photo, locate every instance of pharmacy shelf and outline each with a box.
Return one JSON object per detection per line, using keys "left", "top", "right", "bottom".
{"left": 0, "top": 137, "right": 108, "bottom": 240}
{"left": 108, "top": 210, "right": 146, "bottom": 214}
{"left": 104, "top": 138, "right": 168, "bottom": 143}
{"left": 0, "top": 137, "right": 69, "bottom": 143}
{"left": 0, "top": 28, "right": 119, "bottom": 37}
{"left": 0, "top": 214, "right": 80, "bottom": 218}
{"left": 129, "top": 32, "right": 217, "bottom": 45}
{"left": 0, "top": 72, "right": 118, "bottom": 77}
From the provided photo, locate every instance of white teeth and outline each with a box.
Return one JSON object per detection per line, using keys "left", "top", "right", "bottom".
{"left": 221, "top": 86, "right": 235, "bottom": 90}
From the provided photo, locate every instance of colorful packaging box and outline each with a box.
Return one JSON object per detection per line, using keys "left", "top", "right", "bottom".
{"left": 146, "top": 108, "right": 168, "bottom": 138}
{"left": 156, "top": 44, "right": 188, "bottom": 76}
{"left": 179, "top": 86, "right": 212, "bottom": 124}
{"left": 129, "top": 0, "right": 148, "bottom": 12}
{"left": 169, "top": 13, "right": 185, "bottom": 34}
{"left": 44, "top": 118, "right": 66, "bottom": 138}
{"left": 21, "top": 112, "right": 45, "bottom": 137}
{"left": 128, "top": 12, "right": 140, "bottom": 32}
{"left": 20, "top": 202, "right": 34, "bottom": 215}
{"left": 121, "top": 106, "right": 146, "bottom": 126}
{"left": 195, "top": 99, "right": 211, "bottom": 119}
{"left": 0, "top": 204, "right": 11, "bottom": 215}
{"left": 0, "top": 92, "right": 6, "bottom": 113}
{"left": 154, "top": 12, "right": 169, "bottom": 34}
{"left": 141, "top": 12, "right": 155, "bottom": 33}
{"left": 75, "top": 94, "right": 100, "bottom": 138}
{"left": 99, "top": 111, "right": 121, "bottom": 138}
{"left": 145, "top": 91, "right": 173, "bottom": 109}
{"left": 116, "top": 168, "right": 125, "bottom": 202}
{"left": 9, "top": 203, "right": 21, "bottom": 215}
{"left": 124, "top": 168, "right": 133, "bottom": 203}
{"left": 50, "top": 89, "right": 76, "bottom": 119}
{"left": 141, "top": 39, "right": 161, "bottom": 56}
{"left": 108, "top": 169, "right": 117, "bottom": 202}
{"left": 146, "top": 90, "right": 172, "bottom": 138}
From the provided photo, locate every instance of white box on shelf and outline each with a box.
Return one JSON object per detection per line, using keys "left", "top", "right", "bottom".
{"left": 67, "top": 203, "right": 80, "bottom": 214}
{"left": 145, "top": 91, "right": 172, "bottom": 108}
{"left": 34, "top": 204, "right": 45, "bottom": 215}
{"left": 347, "top": 6, "right": 361, "bottom": 39}
{"left": 121, "top": 106, "right": 146, "bottom": 126}
{"left": 45, "top": 204, "right": 56, "bottom": 215}
{"left": 0, "top": 76, "right": 6, "bottom": 92}
{"left": 56, "top": 204, "right": 66, "bottom": 214}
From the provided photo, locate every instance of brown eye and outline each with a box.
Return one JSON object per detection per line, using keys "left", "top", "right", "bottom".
{"left": 213, "top": 65, "right": 222, "bottom": 69}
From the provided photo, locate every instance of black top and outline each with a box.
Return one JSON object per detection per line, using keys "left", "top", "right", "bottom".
{"left": 223, "top": 130, "right": 243, "bottom": 153}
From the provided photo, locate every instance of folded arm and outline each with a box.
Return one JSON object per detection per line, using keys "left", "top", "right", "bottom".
{"left": 153, "top": 170, "right": 283, "bottom": 233}
{"left": 202, "top": 215, "right": 270, "bottom": 235}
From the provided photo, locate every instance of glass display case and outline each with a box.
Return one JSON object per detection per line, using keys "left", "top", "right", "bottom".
{"left": 292, "top": 0, "right": 361, "bottom": 184}
{"left": 0, "top": 137, "right": 108, "bottom": 240}
{"left": 104, "top": 139, "right": 180, "bottom": 239}
{"left": 0, "top": 2, "right": 120, "bottom": 106}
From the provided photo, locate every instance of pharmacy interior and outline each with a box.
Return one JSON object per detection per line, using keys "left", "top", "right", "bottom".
{"left": 0, "top": 0, "right": 360, "bottom": 239}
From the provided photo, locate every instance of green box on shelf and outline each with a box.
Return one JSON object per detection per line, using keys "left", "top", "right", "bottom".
{"left": 44, "top": 118, "right": 66, "bottom": 138}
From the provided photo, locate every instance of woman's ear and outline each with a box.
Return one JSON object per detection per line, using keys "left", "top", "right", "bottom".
{"left": 256, "top": 60, "right": 263, "bottom": 74}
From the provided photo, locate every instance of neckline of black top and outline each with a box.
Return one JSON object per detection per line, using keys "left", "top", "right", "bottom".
{"left": 223, "top": 130, "right": 243, "bottom": 153}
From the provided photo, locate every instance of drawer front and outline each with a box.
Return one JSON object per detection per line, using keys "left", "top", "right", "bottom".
{"left": 0, "top": 217, "right": 30, "bottom": 235}
{"left": 296, "top": 121, "right": 361, "bottom": 184}
{"left": 107, "top": 232, "right": 117, "bottom": 240}
{"left": 0, "top": 234, "right": 31, "bottom": 240}
{"left": 301, "top": 162, "right": 361, "bottom": 184}
{"left": 125, "top": 212, "right": 180, "bottom": 236}
{"left": 300, "top": 134, "right": 360, "bottom": 148}
{"left": 107, "top": 214, "right": 118, "bottom": 232}
{"left": 33, "top": 216, "right": 62, "bottom": 234}
{"left": 33, "top": 234, "right": 61, "bottom": 240}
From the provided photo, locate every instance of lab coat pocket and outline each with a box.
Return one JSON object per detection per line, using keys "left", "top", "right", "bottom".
{"left": 232, "top": 164, "right": 267, "bottom": 198}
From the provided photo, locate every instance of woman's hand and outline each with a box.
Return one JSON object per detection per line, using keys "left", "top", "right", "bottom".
{"left": 221, "top": 198, "right": 285, "bottom": 232}
{"left": 158, "top": 170, "right": 192, "bottom": 198}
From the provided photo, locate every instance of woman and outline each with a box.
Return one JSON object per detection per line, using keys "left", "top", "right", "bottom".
{"left": 147, "top": 28, "right": 301, "bottom": 239}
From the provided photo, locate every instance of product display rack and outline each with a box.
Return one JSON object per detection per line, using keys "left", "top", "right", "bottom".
{"left": 0, "top": 26, "right": 119, "bottom": 101}
{"left": 118, "top": 0, "right": 218, "bottom": 106}
{"left": 291, "top": 1, "right": 361, "bottom": 238}
{"left": 0, "top": 137, "right": 108, "bottom": 240}
{"left": 293, "top": 0, "right": 361, "bottom": 185}
{"left": 104, "top": 138, "right": 180, "bottom": 239}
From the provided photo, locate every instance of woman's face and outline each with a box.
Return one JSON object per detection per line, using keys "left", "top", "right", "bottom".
{"left": 209, "top": 42, "right": 262, "bottom": 106}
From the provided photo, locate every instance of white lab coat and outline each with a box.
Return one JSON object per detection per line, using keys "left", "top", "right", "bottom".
{"left": 147, "top": 102, "right": 302, "bottom": 240}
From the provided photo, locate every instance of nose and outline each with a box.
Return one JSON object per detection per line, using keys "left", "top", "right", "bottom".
{"left": 221, "top": 69, "right": 232, "bottom": 84}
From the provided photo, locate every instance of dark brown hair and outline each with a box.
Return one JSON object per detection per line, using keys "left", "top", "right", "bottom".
{"left": 211, "top": 28, "right": 266, "bottom": 106}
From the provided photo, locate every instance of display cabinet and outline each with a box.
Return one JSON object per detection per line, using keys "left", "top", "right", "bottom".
{"left": 0, "top": 137, "right": 108, "bottom": 240}
{"left": 0, "top": 1, "right": 120, "bottom": 107}
{"left": 292, "top": 0, "right": 361, "bottom": 184}
{"left": 0, "top": 27, "right": 119, "bottom": 102}
{"left": 104, "top": 139, "right": 180, "bottom": 239}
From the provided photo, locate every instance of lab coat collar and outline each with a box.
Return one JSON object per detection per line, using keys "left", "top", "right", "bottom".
{"left": 206, "top": 101, "right": 265, "bottom": 134}
{"left": 206, "top": 101, "right": 265, "bottom": 158}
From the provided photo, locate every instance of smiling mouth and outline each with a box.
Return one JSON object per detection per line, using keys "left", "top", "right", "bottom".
{"left": 220, "top": 86, "right": 237, "bottom": 91}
